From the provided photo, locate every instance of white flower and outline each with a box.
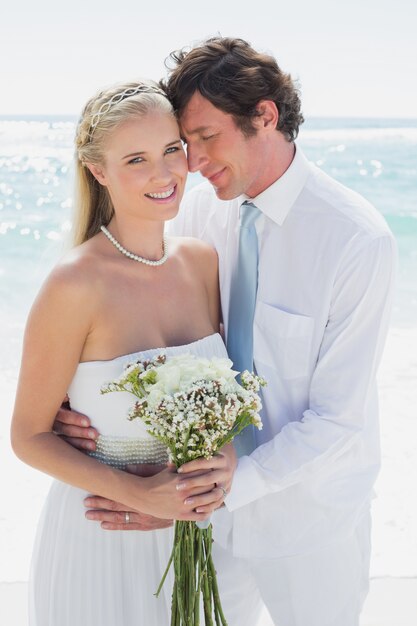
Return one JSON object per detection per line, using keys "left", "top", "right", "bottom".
{"left": 152, "top": 353, "right": 238, "bottom": 395}
{"left": 253, "top": 414, "right": 263, "bottom": 429}
{"left": 146, "top": 388, "right": 165, "bottom": 409}
{"left": 105, "top": 351, "right": 265, "bottom": 464}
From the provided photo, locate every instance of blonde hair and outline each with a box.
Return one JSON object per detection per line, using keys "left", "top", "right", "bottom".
{"left": 73, "top": 80, "right": 173, "bottom": 246}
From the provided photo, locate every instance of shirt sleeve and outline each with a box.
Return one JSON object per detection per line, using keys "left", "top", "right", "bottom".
{"left": 225, "top": 233, "right": 398, "bottom": 511}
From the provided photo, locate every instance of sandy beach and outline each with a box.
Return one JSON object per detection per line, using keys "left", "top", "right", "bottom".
{"left": 1, "top": 325, "right": 416, "bottom": 623}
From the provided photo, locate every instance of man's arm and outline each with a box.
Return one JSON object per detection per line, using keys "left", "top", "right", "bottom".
{"left": 227, "top": 233, "right": 397, "bottom": 510}
{"left": 179, "top": 233, "right": 397, "bottom": 510}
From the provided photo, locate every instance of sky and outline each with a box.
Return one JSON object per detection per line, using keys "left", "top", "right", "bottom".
{"left": 1, "top": 0, "right": 417, "bottom": 118}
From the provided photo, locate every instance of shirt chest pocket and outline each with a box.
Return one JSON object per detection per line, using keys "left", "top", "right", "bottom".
{"left": 253, "top": 301, "right": 314, "bottom": 379}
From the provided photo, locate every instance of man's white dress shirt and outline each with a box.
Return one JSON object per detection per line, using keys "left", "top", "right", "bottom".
{"left": 169, "top": 147, "right": 397, "bottom": 559}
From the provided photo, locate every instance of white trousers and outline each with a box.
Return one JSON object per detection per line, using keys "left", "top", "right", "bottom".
{"left": 212, "top": 513, "right": 371, "bottom": 626}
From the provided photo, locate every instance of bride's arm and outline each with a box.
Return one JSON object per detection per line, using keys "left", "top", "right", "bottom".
{"left": 10, "top": 262, "right": 215, "bottom": 522}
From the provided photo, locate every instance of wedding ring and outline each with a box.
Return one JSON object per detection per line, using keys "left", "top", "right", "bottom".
{"left": 219, "top": 486, "right": 228, "bottom": 497}
{"left": 125, "top": 512, "right": 130, "bottom": 524}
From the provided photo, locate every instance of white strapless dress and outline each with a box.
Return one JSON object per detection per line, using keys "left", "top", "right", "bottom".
{"left": 29, "top": 333, "right": 229, "bottom": 626}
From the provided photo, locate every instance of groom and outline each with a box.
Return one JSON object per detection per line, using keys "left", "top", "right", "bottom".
{"left": 54, "top": 38, "right": 396, "bottom": 625}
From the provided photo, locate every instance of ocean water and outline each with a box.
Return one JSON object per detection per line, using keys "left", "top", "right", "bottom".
{"left": 1, "top": 115, "right": 416, "bottom": 583}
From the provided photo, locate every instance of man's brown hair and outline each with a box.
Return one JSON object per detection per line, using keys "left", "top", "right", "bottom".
{"left": 163, "top": 37, "right": 304, "bottom": 141}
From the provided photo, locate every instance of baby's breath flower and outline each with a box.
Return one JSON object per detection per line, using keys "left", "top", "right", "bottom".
{"left": 102, "top": 351, "right": 265, "bottom": 466}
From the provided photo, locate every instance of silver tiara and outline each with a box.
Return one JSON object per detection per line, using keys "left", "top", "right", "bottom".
{"left": 88, "top": 84, "right": 167, "bottom": 139}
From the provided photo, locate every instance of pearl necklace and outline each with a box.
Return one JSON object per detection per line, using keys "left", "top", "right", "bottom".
{"left": 100, "top": 225, "right": 169, "bottom": 266}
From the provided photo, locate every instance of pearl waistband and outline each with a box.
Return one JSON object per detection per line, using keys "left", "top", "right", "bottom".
{"left": 88, "top": 435, "right": 169, "bottom": 469}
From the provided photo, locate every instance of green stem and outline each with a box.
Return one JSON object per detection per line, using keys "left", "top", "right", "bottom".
{"left": 155, "top": 541, "right": 175, "bottom": 598}
{"left": 171, "top": 579, "right": 179, "bottom": 626}
{"left": 184, "top": 522, "right": 191, "bottom": 625}
{"left": 159, "top": 519, "right": 228, "bottom": 625}
{"left": 202, "top": 570, "right": 214, "bottom": 625}
{"left": 187, "top": 522, "right": 196, "bottom": 623}
{"left": 194, "top": 527, "right": 202, "bottom": 626}
{"left": 209, "top": 555, "right": 227, "bottom": 626}
{"left": 202, "top": 529, "right": 214, "bottom": 626}
{"left": 174, "top": 523, "right": 186, "bottom": 624}
{"left": 181, "top": 426, "right": 193, "bottom": 461}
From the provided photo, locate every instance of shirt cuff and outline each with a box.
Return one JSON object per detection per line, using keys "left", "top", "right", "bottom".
{"left": 224, "top": 454, "right": 272, "bottom": 511}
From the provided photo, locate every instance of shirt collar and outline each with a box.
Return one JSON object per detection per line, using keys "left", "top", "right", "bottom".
{"left": 238, "top": 145, "right": 311, "bottom": 226}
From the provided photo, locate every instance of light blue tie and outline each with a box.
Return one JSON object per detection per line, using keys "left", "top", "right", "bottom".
{"left": 227, "top": 201, "right": 260, "bottom": 456}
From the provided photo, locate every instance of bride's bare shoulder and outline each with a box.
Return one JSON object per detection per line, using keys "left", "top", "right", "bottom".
{"left": 38, "top": 235, "right": 107, "bottom": 301}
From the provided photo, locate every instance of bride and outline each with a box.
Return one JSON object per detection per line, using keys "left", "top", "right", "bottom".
{"left": 10, "top": 80, "right": 237, "bottom": 625}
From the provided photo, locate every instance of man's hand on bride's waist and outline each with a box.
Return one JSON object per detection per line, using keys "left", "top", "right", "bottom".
{"left": 52, "top": 396, "right": 99, "bottom": 452}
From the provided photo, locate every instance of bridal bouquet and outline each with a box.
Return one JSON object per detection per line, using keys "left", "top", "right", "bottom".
{"left": 101, "top": 352, "right": 265, "bottom": 626}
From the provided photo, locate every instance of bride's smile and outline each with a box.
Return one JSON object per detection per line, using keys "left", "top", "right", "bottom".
{"left": 87, "top": 110, "right": 187, "bottom": 225}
